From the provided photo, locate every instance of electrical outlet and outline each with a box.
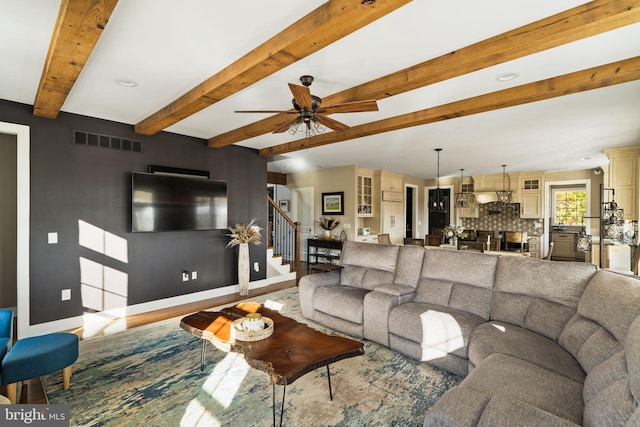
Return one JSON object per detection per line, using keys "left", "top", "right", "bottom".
{"left": 191, "top": 271, "right": 197, "bottom": 280}
{"left": 254, "top": 262, "right": 259, "bottom": 272}
{"left": 61, "top": 289, "right": 71, "bottom": 301}
{"left": 182, "top": 271, "right": 189, "bottom": 282}
{"left": 343, "top": 223, "right": 351, "bottom": 229}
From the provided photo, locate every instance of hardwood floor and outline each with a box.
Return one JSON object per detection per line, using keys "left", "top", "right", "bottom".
{"left": 6, "top": 279, "right": 298, "bottom": 404}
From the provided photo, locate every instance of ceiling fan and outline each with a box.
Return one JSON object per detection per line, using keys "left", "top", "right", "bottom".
{"left": 235, "top": 75, "right": 379, "bottom": 136}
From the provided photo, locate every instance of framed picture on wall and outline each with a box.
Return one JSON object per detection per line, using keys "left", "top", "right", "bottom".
{"left": 279, "top": 200, "right": 289, "bottom": 212}
{"left": 322, "top": 192, "right": 344, "bottom": 216}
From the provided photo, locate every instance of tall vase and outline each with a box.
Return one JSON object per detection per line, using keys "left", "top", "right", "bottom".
{"left": 451, "top": 237, "right": 458, "bottom": 248}
{"left": 238, "top": 243, "right": 249, "bottom": 296}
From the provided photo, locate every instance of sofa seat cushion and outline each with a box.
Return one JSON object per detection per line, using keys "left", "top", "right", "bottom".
{"left": 469, "top": 321, "right": 586, "bottom": 383}
{"left": 312, "top": 285, "right": 370, "bottom": 325}
{"left": 461, "top": 353, "right": 584, "bottom": 425}
{"left": 389, "top": 302, "right": 485, "bottom": 359}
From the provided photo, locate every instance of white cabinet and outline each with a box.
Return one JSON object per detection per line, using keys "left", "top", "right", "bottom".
{"left": 458, "top": 204, "right": 479, "bottom": 218}
{"left": 519, "top": 176, "right": 543, "bottom": 218}
{"left": 355, "top": 235, "right": 379, "bottom": 244}
{"left": 528, "top": 235, "right": 541, "bottom": 258}
{"left": 605, "top": 147, "right": 639, "bottom": 221}
{"left": 381, "top": 201, "right": 404, "bottom": 244}
{"left": 520, "top": 192, "right": 542, "bottom": 218}
{"left": 381, "top": 172, "right": 403, "bottom": 192}
{"left": 357, "top": 174, "right": 374, "bottom": 217}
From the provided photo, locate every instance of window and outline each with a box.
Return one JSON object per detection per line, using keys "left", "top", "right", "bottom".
{"left": 553, "top": 188, "right": 586, "bottom": 225}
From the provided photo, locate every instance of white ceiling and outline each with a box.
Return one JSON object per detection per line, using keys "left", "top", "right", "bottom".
{"left": 1, "top": 0, "right": 639, "bottom": 180}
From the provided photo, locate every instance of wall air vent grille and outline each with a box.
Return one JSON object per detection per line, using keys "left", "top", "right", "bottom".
{"left": 73, "top": 130, "right": 143, "bottom": 153}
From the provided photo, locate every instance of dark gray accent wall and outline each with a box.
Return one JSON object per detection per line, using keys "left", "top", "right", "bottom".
{"left": 0, "top": 132, "right": 17, "bottom": 308}
{"left": 0, "top": 99, "right": 267, "bottom": 325}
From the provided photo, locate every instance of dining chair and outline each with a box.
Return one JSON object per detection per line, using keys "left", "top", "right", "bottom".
{"left": 544, "top": 241, "right": 555, "bottom": 260}
{"left": 377, "top": 234, "right": 391, "bottom": 244}
{"left": 403, "top": 237, "right": 424, "bottom": 246}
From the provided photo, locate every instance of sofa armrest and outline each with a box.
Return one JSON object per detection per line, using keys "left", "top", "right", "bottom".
{"left": 363, "top": 288, "right": 415, "bottom": 346}
{"left": 374, "top": 284, "right": 415, "bottom": 297}
{"left": 298, "top": 270, "right": 341, "bottom": 320}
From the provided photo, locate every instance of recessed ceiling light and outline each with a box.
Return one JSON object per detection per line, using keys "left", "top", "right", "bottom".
{"left": 496, "top": 72, "right": 519, "bottom": 82}
{"left": 114, "top": 78, "right": 138, "bottom": 87}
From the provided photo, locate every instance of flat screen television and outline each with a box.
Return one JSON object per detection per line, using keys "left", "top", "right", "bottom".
{"left": 131, "top": 172, "right": 228, "bottom": 232}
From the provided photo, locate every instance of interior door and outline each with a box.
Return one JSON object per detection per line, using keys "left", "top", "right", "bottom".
{"left": 293, "top": 187, "right": 314, "bottom": 262}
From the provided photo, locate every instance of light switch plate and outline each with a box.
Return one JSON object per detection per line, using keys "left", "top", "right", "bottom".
{"left": 61, "top": 289, "right": 71, "bottom": 301}
{"left": 48, "top": 232, "right": 58, "bottom": 244}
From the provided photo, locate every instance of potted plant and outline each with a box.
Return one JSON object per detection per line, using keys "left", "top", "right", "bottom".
{"left": 317, "top": 217, "right": 340, "bottom": 239}
{"left": 227, "top": 219, "right": 262, "bottom": 296}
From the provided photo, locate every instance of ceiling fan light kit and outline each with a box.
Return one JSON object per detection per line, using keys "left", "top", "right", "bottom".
{"left": 236, "top": 75, "right": 378, "bottom": 138}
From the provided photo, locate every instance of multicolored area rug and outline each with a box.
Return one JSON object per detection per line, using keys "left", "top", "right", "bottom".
{"left": 43, "top": 287, "right": 462, "bottom": 426}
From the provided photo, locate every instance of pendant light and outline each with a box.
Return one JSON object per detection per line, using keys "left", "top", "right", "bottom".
{"left": 430, "top": 148, "right": 449, "bottom": 212}
{"left": 455, "top": 168, "right": 475, "bottom": 208}
{"left": 495, "top": 164, "right": 513, "bottom": 207}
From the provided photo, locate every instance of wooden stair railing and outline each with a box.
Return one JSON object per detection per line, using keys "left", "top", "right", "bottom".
{"left": 268, "top": 196, "right": 301, "bottom": 284}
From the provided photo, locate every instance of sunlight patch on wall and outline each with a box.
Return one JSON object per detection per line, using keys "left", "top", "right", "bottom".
{"left": 79, "top": 257, "right": 128, "bottom": 312}
{"left": 79, "top": 219, "right": 128, "bottom": 263}
{"left": 78, "top": 219, "right": 130, "bottom": 338}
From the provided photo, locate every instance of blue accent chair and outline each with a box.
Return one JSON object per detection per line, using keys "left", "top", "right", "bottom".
{"left": 0, "top": 309, "right": 12, "bottom": 361}
{"left": 1, "top": 332, "right": 79, "bottom": 404}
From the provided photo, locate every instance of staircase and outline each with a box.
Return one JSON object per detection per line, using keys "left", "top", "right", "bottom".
{"left": 268, "top": 196, "right": 302, "bottom": 284}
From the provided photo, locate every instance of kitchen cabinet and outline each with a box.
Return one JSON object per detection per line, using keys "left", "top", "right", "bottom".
{"left": 519, "top": 176, "right": 543, "bottom": 218}
{"left": 357, "top": 173, "right": 374, "bottom": 217}
{"left": 605, "top": 146, "right": 639, "bottom": 221}
{"left": 520, "top": 192, "right": 542, "bottom": 218}
{"left": 381, "top": 201, "right": 404, "bottom": 244}
{"left": 458, "top": 203, "right": 479, "bottom": 218}
{"left": 528, "top": 235, "right": 541, "bottom": 258}
{"left": 551, "top": 232, "right": 584, "bottom": 261}
{"left": 355, "top": 234, "right": 379, "bottom": 244}
{"left": 381, "top": 172, "right": 403, "bottom": 192}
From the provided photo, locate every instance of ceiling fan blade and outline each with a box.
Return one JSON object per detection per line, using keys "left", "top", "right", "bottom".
{"left": 235, "top": 110, "right": 296, "bottom": 114}
{"left": 320, "top": 100, "right": 379, "bottom": 114}
{"left": 288, "top": 83, "right": 312, "bottom": 110}
{"left": 273, "top": 116, "right": 301, "bottom": 133}
{"left": 314, "top": 114, "right": 350, "bottom": 131}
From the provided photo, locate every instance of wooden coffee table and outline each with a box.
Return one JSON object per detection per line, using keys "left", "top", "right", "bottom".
{"left": 180, "top": 301, "right": 364, "bottom": 426}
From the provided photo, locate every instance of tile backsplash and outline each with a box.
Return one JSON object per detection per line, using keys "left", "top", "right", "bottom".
{"left": 461, "top": 203, "right": 543, "bottom": 236}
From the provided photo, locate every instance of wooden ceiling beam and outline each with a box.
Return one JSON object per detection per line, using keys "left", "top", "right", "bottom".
{"left": 33, "top": 0, "right": 119, "bottom": 119}
{"left": 134, "top": 0, "right": 412, "bottom": 136}
{"left": 259, "top": 56, "right": 640, "bottom": 157}
{"left": 210, "top": 0, "right": 640, "bottom": 148}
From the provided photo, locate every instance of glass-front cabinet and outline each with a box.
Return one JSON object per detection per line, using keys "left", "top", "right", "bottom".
{"left": 357, "top": 174, "right": 373, "bottom": 216}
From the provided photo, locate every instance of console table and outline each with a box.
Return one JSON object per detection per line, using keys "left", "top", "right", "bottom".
{"left": 307, "top": 238, "right": 344, "bottom": 267}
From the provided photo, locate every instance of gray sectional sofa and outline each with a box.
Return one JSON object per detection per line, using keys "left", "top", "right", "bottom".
{"left": 298, "top": 240, "right": 640, "bottom": 426}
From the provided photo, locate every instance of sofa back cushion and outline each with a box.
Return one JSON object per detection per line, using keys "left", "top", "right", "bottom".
{"left": 339, "top": 241, "right": 399, "bottom": 290}
{"left": 393, "top": 245, "right": 425, "bottom": 289}
{"left": 558, "top": 271, "right": 640, "bottom": 427}
{"left": 560, "top": 271, "right": 640, "bottom": 373}
{"left": 492, "top": 257, "right": 596, "bottom": 341}
{"left": 415, "top": 248, "right": 498, "bottom": 319}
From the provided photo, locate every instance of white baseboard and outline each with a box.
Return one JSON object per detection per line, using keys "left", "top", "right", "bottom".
{"left": 28, "top": 273, "right": 295, "bottom": 338}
